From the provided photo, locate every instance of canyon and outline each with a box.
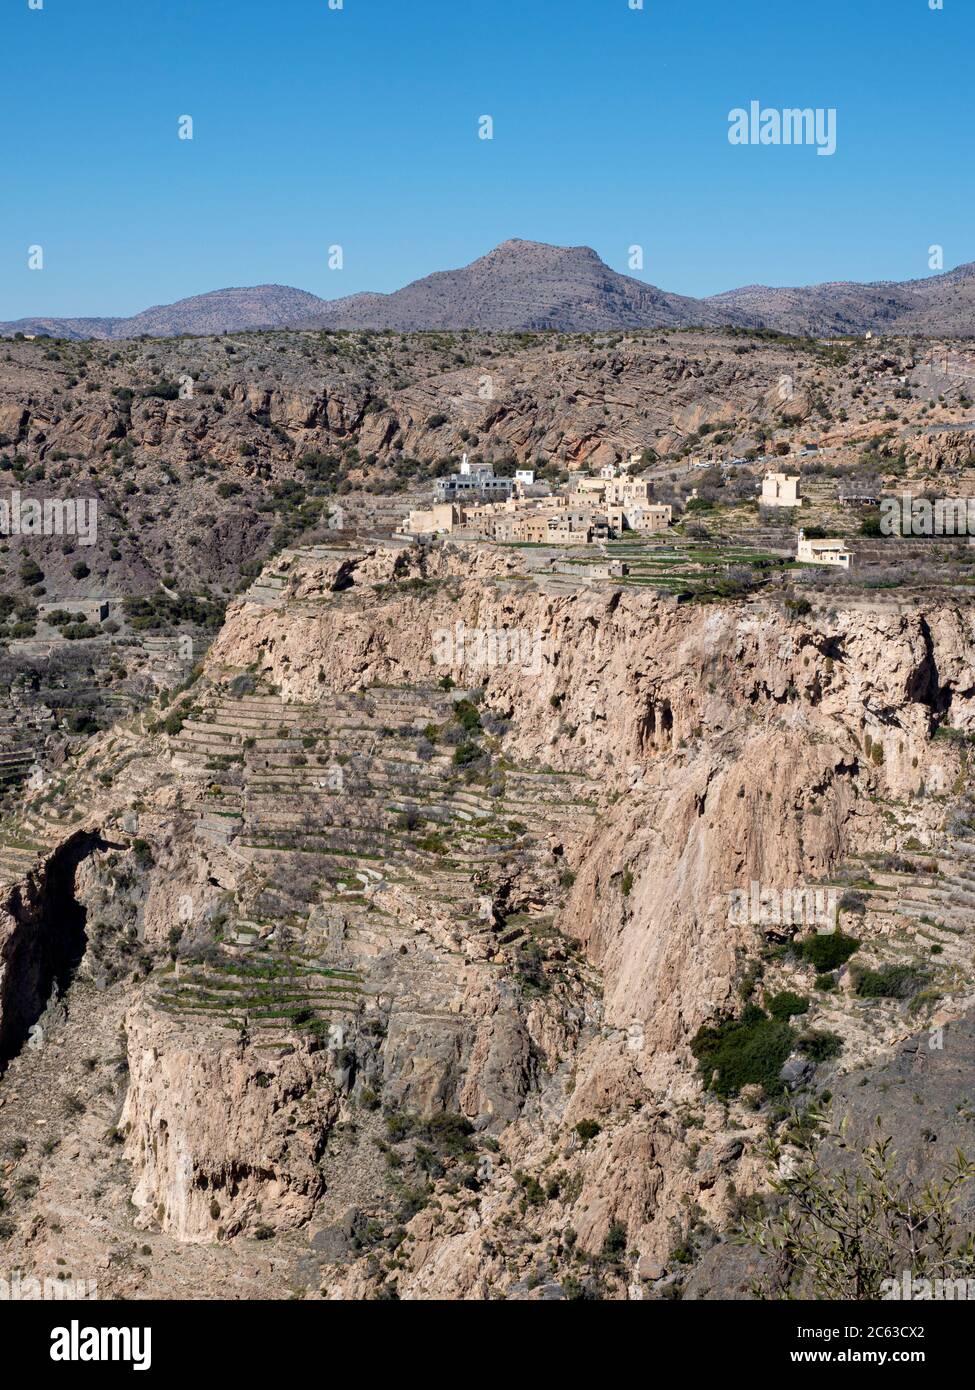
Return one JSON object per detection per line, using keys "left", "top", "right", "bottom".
{"left": 1, "top": 540, "right": 974, "bottom": 1298}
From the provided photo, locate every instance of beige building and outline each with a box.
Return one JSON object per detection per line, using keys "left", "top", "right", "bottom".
{"left": 575, "top": 477, "right": 607, "bottom": 499}
{"left": 464, "top": 495, "right": 569, "bottom": 541}
{"left": 509, "top": 515, "right": 554, "bottom": 544}
{"left": 797, "top": 530, "right": 851, "bottom": 569}
{"left": 545, "top": 519, "right": 591, "bottom": 545}
{"left": 407, "top": 504, "right": 463, "bottom": 535}
{"left": 762, "top": 473, "right": 802, "bottom": 508}
{"left": 606, "top": 503, "right": 672, "bottom": 535}
{"left": 605, "top": 477, "right": 652, "bottom": 507}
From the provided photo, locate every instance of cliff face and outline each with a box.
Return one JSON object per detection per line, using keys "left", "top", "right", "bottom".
{"left": 122, "top": 1009, "right": 340, "bottom": 1243}
{"left": 1, "top": 543, "right": 974, "bottom": 1299}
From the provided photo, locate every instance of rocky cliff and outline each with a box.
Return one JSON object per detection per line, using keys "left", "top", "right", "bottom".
{"left": 1, "top": 543, "right": 974, "bottom": 1298}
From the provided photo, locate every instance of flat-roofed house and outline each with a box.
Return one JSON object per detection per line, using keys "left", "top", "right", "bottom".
{"left": 509, "top": 514, "right": 554, "bottom": 544}
{"left": 762, "top": 473, "right": 802, "bottom": 508}
{"left": 630, "top": 503, "right": 672, "bottom": 534}
{"left": 838, "top": 486, "right": 880, "bottom": 506}
{"left": 606, "top": 503, "right": 672, "bottom": 536}
{"left": 575, "top": 478, "right": 607, "bottom": 498}
{"left": 605, "top": 477, "right": 652, "bottom": 507}
{"left": 407, "top": 503, "right": 463, "bottom": 535}
{"left": 797, "top": 529, "right": 851, "bottom": 569}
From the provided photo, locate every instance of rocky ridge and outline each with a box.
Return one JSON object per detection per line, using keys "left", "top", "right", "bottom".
{"left": 4, "top": 241, "right": 974, "bottom": 340}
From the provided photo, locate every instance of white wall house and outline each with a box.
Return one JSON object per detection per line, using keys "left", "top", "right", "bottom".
{"left": 797, "top": 529, "right": 851, "bottom": 569}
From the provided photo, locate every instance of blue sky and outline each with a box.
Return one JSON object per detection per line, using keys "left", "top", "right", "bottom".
{"left": 2, "top": 0, "right": 971, "bottom": 317}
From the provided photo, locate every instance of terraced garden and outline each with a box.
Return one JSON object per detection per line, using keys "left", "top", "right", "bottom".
{"left": 153, "top": 949, "right": 365, "bottom": 1040}
{"left": 601, "top": 537, "right": 797, "bottom": 598}
{"left": 152, "top": 676, "right": 602, "bottom": 1039}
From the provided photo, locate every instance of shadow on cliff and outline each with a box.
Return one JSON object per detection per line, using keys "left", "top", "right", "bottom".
{"left": 0, "top": 829, "right": 108, "bottom": 1068}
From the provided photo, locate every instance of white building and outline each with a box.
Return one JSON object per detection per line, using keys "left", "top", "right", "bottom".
{"left": 762, "top": 473, "right": 802, "bottom": 508}
{"left": 797, "top": 529, "right": 851, "bottom": 569}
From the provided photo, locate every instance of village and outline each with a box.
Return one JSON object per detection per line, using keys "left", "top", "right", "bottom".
{"left": 401, "top": 453, "right": 853, "bottom": 571}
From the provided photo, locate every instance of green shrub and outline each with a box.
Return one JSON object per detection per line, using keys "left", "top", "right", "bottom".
{"left": 767, "top": 991, "right": 809, "bottom": 1021}
{"left": 797, "top": 1030, "right": 844, "bottom": 1060}
{"left": 516, "top": 1171, "right": 546, "bottom": 1206}
{"left": 416, "top": 833, "right": 448, "bottom": 854}
{"left": 796, "top": 931, "right": 860, "bottom": 971}
{"left": 600, "top": 1222, "right": 628, "bottom": 1262}
{"left": 851, "top": 964, "right": 927, "bottom": 999}
{"left": 452, "top": 699, "right": 482, "bottom": 733}
{"left": 452, "top": 742, "right": 481, "bottom": 767}
{"left": 131, "top": 839, "right": 155, "bottom": 868}
{"left": 691, "top": 1005, "right": 795, "bottom": 1098}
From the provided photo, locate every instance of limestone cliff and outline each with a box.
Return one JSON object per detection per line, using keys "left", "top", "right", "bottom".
{"left": 1, "top": 542, "right": 974, "bottom": 1299}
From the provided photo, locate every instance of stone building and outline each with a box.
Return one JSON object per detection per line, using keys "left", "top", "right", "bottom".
{"left": 406, "top": 504, "right": 464, "bottom": 535}
{"left": 761, "top": 473, "right": 802, "bottom": 508}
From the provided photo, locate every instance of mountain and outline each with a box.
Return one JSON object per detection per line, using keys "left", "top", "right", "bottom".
{"left": 305, "top": 239, "right": 740, "bottom": 332}
{"left": 0, "top": 285, "right": 331, "bottom": 342}
{"left": 3, "top": 241, "right": 974, "bottom": 339}
{"left": 703, "top": 261, "right": 975, "bottom": 338}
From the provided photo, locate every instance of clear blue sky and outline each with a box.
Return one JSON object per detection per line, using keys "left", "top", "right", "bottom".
{"left": 2, "top": 0, "right": 971, "bottom": 318}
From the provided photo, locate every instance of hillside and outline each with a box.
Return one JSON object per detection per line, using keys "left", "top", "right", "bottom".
{"left": 705, "top": 260, "right": 975, "bottom": 338}
{"left": 310, "top": 239, "right": 740, "bottom": 332}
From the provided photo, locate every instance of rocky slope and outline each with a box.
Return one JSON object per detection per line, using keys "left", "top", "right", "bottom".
{"left": 0, "top": 542, "right": 974, "bottom": 1299}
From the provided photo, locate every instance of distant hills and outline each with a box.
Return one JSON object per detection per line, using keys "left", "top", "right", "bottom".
{"left": 4, "top": 239, "right": 974, "bottom": 339}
